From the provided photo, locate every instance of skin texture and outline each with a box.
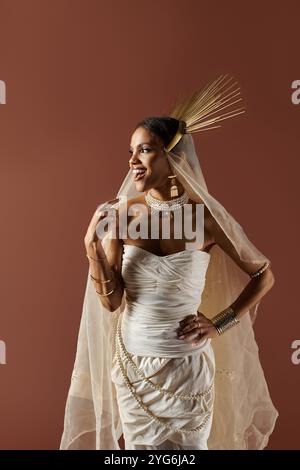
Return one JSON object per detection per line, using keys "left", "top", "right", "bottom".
{"left": 84, "top": 127, "right": 275, "bottom": 345}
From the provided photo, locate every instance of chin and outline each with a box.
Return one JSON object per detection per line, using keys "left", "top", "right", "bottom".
{"left": 134, "top": 178, "right": 149, "bottom": 193}
{"left": 134, "top": 182, "right": 146, "bottom": 193}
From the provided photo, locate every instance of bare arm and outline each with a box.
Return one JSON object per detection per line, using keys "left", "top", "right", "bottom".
{"left": 210, "top": 212, "right": 275, "bottom": 320}
{"left": 178, "top": 209, "right": 275, "bottom": 343}
{"left": 84, "top": 202, "right": 125, "bottom": 312}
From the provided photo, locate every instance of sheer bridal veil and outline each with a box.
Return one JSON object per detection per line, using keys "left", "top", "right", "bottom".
{"left": 60, "top": 76, "right": 278, "bottom": 450}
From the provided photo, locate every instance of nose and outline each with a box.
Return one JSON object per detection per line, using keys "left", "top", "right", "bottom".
{"left": 129, "top": 150, "right": 141, "bottom": 167}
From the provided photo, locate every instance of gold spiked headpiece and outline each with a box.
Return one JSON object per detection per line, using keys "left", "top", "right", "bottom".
{"left": 166, "top": 74, "right": 246, "bottom": 152}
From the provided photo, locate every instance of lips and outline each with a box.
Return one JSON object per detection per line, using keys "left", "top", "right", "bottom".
{"left": 132, "top": 168, "right": 147, "bottom": 181}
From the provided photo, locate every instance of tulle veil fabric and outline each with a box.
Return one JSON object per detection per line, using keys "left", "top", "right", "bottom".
{"left": 59, "top": 133, "right": 278, "bottom": 450}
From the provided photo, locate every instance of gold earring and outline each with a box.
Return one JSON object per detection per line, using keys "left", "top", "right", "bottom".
{"left": 168, "top": 174, "right": 179, "bottom": 197}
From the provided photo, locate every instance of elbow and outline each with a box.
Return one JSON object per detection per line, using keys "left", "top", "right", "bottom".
{"left": 105, "top": 292, "right": 124, "bottom": 313}
{"left": 103, "top": 300, "right": 120, "bottom": 313}
{"left": 100, "top": 281, "right": 124, "bottom": 313}
{"left": 107, "top": 303, "right": 121, "bottom": 313}
{"left": 270, "top": 270, "right": 275, "bottom": 288}
{"left": 99, "top": 298, "right": 121, "bottom": 313}
{"left": 264, "top": 267, "right": 275, "bottom": 290}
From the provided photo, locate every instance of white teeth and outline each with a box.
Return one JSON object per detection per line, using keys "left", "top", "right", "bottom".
{"left": 132, "top": 168, "right": 146, "bottom": 181}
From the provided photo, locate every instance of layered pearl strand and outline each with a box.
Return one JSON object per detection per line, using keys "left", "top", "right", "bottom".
{"left": 145, "top": 189, "right": 189, "bottom": 215}
{"left": 115, "top": 316, "right": 214, "bottom": 434}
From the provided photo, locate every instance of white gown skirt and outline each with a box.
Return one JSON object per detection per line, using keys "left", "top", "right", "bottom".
{"left": 111, "top": 336, "right": 216, "bottom": 450}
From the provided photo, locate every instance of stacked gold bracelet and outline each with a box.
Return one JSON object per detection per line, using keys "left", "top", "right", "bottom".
{"left": 211, "top": 307, "right": 239, "bottom": 335}
{"left": 86, "top": 254, "right": 116, "bottom": 297}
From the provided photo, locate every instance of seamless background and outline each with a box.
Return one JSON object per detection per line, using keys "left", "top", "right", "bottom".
{"left": 0, "top": 0, "right": 299, "bottom": 449}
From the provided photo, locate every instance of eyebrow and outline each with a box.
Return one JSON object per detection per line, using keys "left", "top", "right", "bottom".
{"left": 129, "top": 142, "right": 153, "bottom": 149}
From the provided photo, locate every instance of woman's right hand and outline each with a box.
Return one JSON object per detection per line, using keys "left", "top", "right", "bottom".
{"left": 84, "top": 198, "right": 119, "bottom": 253}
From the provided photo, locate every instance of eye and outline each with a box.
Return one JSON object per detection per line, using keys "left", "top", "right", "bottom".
{"left": 128, "top": 147, "right": 151, "bottom": 155}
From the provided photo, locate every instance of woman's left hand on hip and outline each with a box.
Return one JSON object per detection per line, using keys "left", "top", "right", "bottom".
{"left": 177, "top": 311, "right": 218, "bottom": 344}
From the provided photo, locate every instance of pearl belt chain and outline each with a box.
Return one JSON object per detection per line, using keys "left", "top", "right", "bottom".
{"left": 115, "top": 316, "right": 214, "bottom": 434}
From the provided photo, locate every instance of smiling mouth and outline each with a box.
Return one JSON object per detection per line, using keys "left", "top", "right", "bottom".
{"left": 132, "top": 169, "right": 147, "bottom": 181}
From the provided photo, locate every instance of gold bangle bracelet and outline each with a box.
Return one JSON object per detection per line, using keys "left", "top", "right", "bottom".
{"left": 86, "top": 254, "right": 106, "bottom": 261}
{"left": 96, "top": 287, "right": 115, "bottom": 297}
{"left": 90, "top": 273, "right": 113, "bottom": 284}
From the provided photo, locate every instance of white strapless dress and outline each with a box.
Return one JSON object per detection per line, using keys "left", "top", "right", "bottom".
{"left": 111, "top": 244, "right": 216, "bottom": 450}
{"left": 121, "top": 244, "right": 212, "bottom": 357}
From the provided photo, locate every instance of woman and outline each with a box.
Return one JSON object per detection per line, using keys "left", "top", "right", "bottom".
{"left": 60, "top": 76, "right": 278, "bottom": 450}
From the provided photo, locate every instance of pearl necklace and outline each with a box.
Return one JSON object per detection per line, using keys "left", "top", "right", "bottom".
{"left": 145, "top": 189, "right": 189, "bottom": 214}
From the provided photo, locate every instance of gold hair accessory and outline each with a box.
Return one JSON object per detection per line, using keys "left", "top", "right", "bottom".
{"left": 166, "top": 74, "right": 246, "bottom": 152}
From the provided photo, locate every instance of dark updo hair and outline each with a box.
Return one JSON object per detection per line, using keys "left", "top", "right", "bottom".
{"left": 135, "top": 116, "right": 186, "bottom": 149}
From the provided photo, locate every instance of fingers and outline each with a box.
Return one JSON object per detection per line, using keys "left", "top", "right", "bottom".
{"left": 178, "top": 326, "right": 201, "bottom": 341}
{"left": 178, "top": 310, "right": 206, "bottom": 328}
{"left": 177, "top": 312, "right": 211, "bottom": 342}
{"left": 178, "top": 326, "right": 210, "bottom": 344}
{"left": 179, "top": 314, "right": 196, "bottom": 328}
{"left": 178, "top": 312, "right": 210, "bottom": 332}
{"left": 192, "top": 333, "right": 208, "bottom": 346}
{"left": 178, "top": 313, "right": 213, "bottom": 343}
{"left": 96, "top": 198, "right": 119, "bottom": 214}
{"left": 86, "top": 199, "right": 119, "bottom": 246}
{"left": 178, "top": 324, "right": 216, "bottom": 343}
{"left": 96, "top": 199, "right": 120, "bottom": 224}
{"left": 177, "top": 319, "right": 198, "bottom": 337}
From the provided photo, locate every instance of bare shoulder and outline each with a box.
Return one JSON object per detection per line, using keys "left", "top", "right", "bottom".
{"left": 113, "top": 196, "right": 146, "bottom": 242}
{"left": 118, "top": 195, "right": 146, "bottom": 210}
{"left": 188, "top": 198, "right": 214, "bottom": 226}
{"left": 118, "top": 195, "right": 147, "bottom": 220}
{"left": 187, "top": 196, "right": 206, "bottom": 208}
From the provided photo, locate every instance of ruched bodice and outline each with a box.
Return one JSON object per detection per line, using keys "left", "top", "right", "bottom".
{"left": 121, "top": 244, "right": 212, "bottom": 357}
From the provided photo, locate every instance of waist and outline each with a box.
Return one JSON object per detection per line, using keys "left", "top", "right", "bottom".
{"left": 120, "top": 306, "right": 210, "bottom": 358}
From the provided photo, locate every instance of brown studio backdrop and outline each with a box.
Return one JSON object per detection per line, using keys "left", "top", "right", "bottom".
{"left": 0, "top": 0, "right": 299, "bottom": 450}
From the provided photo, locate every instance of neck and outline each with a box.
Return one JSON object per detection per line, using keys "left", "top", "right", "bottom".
{"left": 148, "top": 181, "right": 185, "bottom": 201}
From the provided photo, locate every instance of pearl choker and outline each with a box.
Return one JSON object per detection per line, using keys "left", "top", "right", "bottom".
{"left": 145, "top": 190, "right": 189, "bottom": 213}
